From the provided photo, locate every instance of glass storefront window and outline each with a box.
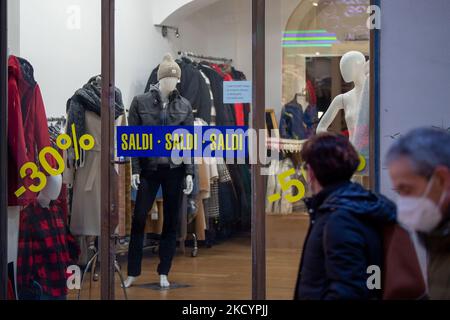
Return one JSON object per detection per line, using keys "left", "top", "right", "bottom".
{"left": 3, "top": 0, "right": 450, "bottom": 306}
{"left": 1, "top": 0, "right": 377, "bottom": 301}
{"left": 266, "top": 0, "right": 371, "bottom": 299}
{"left": 6, "top": 0, "right": 102, "bottom": 300}
{"left": 113, "top": 0, "right": 253, "bottom": 300}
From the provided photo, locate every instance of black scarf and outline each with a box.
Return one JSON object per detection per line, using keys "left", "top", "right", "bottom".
{"left": 66, "top": 76, "right": 125, "bottom": 166}
{"left": 67, "top": 76, "right": 124, "bottom": 138}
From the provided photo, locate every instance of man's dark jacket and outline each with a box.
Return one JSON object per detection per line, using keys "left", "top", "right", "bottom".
{"left": 128, "top": 86, "right": 194, "bottom": 176}
{"left": 295, "top": 182, "right": 396, "bottom": 300}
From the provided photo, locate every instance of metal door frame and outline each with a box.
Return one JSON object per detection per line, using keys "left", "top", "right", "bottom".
{"left": 100, "top": 0, "right": 116, "bottom": 301}
{"left": 0, "top": 0, "right": 8, "bottom": 301}
{"left": 252, "top": 0, "right": 266, "bottom": 300}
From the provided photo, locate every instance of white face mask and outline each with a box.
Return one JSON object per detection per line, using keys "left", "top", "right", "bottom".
{"left": 396, "top": 175, "right": 447, "bottom": 233}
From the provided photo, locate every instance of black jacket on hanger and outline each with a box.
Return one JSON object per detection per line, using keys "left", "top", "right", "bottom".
{"left": 179, "top": 58, "right": 212, "bottom": 123}
{"left": 199, "top": 64, "right": 235, "bottom": 126}
{"left": 230, "top": 67, "right": 251, "bottom": 126}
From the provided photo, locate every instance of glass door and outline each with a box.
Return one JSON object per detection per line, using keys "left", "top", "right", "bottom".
{"left": 113, "top": 0, "right": 254, "bottom": 300}
{"left": 4, "top": 0, "right": 103, "bottom": 300}
{"left": 264, "top": 0, "right": 374, "bottom": 299}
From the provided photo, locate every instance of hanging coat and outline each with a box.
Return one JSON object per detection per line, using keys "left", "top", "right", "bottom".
{"left": 63, "top": 76, "right": 125, "bottom": 236}
{"left": 64, "top": 111, "right": 126, "bottom": 237}
{"left": 7, "top": 56, "right": 56, "bottom": 206}
{"left": 279, "top": 100, "right": 308, "bottom": 140}
{"left": 64, "top": 111, "right": 101, "bottom": 236}
{"left": 199, "top": 64, "right": 235, "bottom": 126}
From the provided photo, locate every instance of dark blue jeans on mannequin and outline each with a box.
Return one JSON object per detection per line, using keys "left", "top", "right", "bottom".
{"left": 127, "top": 166, "right": 185, "bottom": 277}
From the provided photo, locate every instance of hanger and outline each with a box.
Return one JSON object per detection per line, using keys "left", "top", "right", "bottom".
{"left": 295, "top": 88, "right": 308, "bottom": 100}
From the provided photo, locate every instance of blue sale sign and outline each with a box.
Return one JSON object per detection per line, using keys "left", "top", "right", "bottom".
{"left": 223, "top": 81, "right": 252, "bottom": 104}
{"left": 117, "top": 126, "right": 249, "bottom": 159}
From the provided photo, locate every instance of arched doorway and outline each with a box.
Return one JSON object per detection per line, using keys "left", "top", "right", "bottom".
{"left": 282, "top": 0, "right": 369, "bottom": 113}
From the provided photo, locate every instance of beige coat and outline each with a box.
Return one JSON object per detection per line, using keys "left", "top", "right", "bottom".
{"left": 64, "top": 111, "right": 128, "bottom": 236}
{"left": 64, "top": 111, "right": 102, "bottom": 236}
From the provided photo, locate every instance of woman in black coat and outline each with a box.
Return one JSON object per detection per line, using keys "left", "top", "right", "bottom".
{"left": 295, "top": 133, "right": 396, "bottom": 300}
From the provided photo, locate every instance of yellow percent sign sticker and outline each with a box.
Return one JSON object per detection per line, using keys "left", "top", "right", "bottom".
{"left": 268, "top": 154, "right": 367, "bottom": 204}
{"left": 57, "top": 124, "right": 95, "bottom": 160}
{"left": 14, "top": 124, "right": 95, "bottom": 198}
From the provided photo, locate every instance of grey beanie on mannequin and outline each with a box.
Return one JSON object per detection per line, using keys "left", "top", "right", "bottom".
{"left": 157, "top": 53, "right": 181, "bottom": 81}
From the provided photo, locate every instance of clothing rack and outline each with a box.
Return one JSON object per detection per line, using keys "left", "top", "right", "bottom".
{"left": 178, "top": 51, "right": 233, "bottom": 64}
{"left": 47, "top": 116, "right": 66, "bottom": 123}
{"left": 266, "top": 137, "right": 305, "bottom": 153}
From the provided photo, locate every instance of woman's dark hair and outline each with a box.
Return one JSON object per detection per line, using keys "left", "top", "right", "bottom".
{"left": 301, "top": 133, "right": 359, "bottom": 187}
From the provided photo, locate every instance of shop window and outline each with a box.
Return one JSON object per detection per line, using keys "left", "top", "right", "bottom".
{"left": 266, "top": 0, "right": 371, "bottom": 299}
{"left": 115, "top": 0, "right": 253, "bottom": 300}
{"left": 6, "top": 0, "right": 102, "bottom": 301}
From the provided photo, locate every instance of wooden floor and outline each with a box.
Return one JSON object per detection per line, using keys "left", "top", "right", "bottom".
{"left": 70, "top": 214, "right": 309, "bottom": 300}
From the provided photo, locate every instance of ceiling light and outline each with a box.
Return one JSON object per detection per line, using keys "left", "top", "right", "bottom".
{"left": 312, "top": 2, "right": 319, "bottom": 6}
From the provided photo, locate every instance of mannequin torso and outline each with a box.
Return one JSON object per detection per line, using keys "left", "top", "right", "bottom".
{"left": 37, "top": 175, "right": 63, "bottom": 208}
{"left": 296, "top": 95, "right": 309, "bottom": 113}
{"left": 317, "top": 51, "right": 368, "bottom": 143}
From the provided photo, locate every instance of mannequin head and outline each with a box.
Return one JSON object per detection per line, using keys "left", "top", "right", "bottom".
{"left": 37, "top": 175, "right": 62, "bottom": 208}
{"left": 157, "top": 53, "right": 181, "bottom": 99}
{"left": 159, "top": 77, "right": 179, "bottom": 99}
{"left": 340, "top": 51, "right": 366, "bottom": 85}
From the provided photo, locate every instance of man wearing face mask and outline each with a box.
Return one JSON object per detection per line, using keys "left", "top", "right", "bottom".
{"left": 386, "top": 128, "right": 450, "bottom": 300}
{"left": 295, "top": 133, "right": 396, "bottom": 300}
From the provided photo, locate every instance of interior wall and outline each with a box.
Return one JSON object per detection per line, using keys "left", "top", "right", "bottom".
{"left": 152, "top": 0, "right": 194, "bottom": 25}
{"left": 171, "top": 0, "right": 252, "bottom": 78}
{"left": 281, "top": 0, "right": 302, "bottom": 26}
{"left": 17, "top": 0, "right": 300, "bottom": 119}
{"left": 17, "top": 0, "right": 177, "bottom": 116}
{"left": 266, "top": 0, "right": 282, "bottom": 115}
{"left": 116, "top": 0, "right": 173, "bottom": 109}
{"left": 19, "top": 0, "right": 102, "bottom": 118}
{"left": 7, "top": 0, "right": 20, "bottom": 55}
{"left": 170, "top": 0, "right": 301, "bottom": 122}
{"left": 379, "top": 0, "right": 450, "bottom": 199}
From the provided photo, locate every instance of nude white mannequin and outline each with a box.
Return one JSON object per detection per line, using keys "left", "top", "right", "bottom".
{"left": 295, "top": 84, "right": 309, "bottom": 113}
{"left": 297, "top": 97, "right": 308, "bottom": 113}
{"left": 316, "top": 51, "right": 369, "bottom": 145}
{"left": 127, "top": 76, "right": 193, "bottom": 289}
{"left": 159, "top": 77, "right": 179, "bottom": 99}
{"left": 7, "top": 175, "right": 62, "bottom": 298}
{"left": 37, "top": 175, "right": 63, "bottom": 208}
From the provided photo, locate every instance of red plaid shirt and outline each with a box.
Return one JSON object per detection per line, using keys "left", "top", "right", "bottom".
{"left": 17, "top": 201, "right": 77, "bottom": 298}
